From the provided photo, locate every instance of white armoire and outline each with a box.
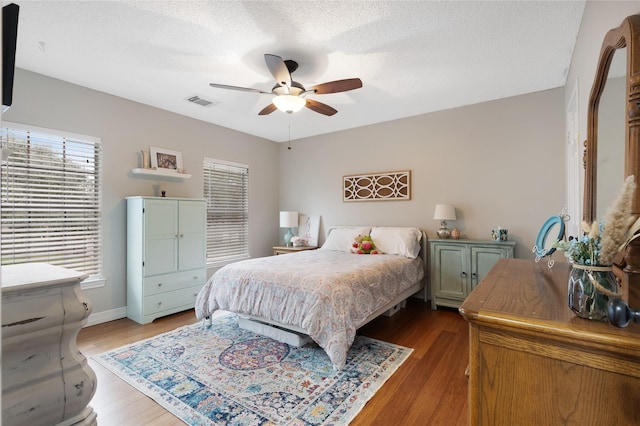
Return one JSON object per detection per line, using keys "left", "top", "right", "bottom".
{"left": 126, "top": 196, "right": 207, "bottom": 324}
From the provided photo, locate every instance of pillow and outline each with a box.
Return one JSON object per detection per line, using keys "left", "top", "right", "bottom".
{"left": 369, "top": 227, "right": 422, "bottom": 258}
{"left": 320, "top": 227, "right": 371, "bottom": 252}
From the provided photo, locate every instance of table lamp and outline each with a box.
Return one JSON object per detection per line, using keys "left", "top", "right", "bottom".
{"left": 280, "top": 211, "right": 298, "bottom": 246}
{"left": 434, "top": 204, "right": 456, "bottom": 239}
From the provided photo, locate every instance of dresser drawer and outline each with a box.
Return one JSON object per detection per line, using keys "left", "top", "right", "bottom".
{"left": 143, "top": 269, "right": 206, "bottom": 296}
{"left": 143, "top": 284, "right": 203, "bottom": 315}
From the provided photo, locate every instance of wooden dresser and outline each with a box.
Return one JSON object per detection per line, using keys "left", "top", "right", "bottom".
{"left": 459, "top": 258, "right": 640, "bottom": 425}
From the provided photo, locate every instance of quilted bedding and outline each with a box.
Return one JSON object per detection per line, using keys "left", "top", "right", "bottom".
{"left": 195, "top": 249, "right": 424, "bottom": 369}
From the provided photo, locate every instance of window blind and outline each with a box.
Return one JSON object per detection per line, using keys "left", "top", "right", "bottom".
{"left": 203, "top": 158, "right": 249, "bottom": 265}
{"left": 1, "top": 124, "right": 102, "bottom": 278}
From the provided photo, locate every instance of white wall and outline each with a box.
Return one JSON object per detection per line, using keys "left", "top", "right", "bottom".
{"left": 2, "top": 69, "right": 280, "bottom": 321}
{"left": 279, "top": 88, "right": 566, "bottom": 260}
{"left": 7, "top": 1, "right": 635, "bottom": 322}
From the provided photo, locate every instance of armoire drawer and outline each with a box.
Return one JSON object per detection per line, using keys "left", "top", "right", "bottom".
{"left": 143, "top": 284, "right": 203, "bottom": 315}
{"left": 143, "top": 269, "right": 206, "bottom": 296}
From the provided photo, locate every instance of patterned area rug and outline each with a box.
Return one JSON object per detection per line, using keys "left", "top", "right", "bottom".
{"left": 94, "top": 312, "right": 412, "bottom": 425}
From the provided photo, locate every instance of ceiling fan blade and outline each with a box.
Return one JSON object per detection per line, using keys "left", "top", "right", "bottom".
{"left": 258, "top": 103, "right": 278, "bottom": 115}
{"left": 305, "top": 99, "right": 337, "bottom": 116}
{"left": 310, "top": 78, "right": 363, "bottom": 94}
{"left": 209, "top": 83, "right": 270, "bottom": 94}
{"left": 264, "top": 54, "right": 291, "bottom": 88}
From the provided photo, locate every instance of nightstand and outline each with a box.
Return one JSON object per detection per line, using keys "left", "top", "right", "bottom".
{"left": 272, "top": 246, "right": 318, "bottom": 255}
{"left": 430, "top": 239, "right": 515, "bottom": 310}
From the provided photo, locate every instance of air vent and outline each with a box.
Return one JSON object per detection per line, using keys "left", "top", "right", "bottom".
{"left": 186, "top": 95, "right": 218, "bottom": 107}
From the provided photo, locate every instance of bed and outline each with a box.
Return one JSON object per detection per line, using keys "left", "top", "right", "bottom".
{"left": 195, "top": 226, "right": 427, "bottom": 370}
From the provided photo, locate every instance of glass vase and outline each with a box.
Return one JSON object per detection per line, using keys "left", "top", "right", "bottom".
{"left": 567, "top": 264, "right": 620, "bottom": 321}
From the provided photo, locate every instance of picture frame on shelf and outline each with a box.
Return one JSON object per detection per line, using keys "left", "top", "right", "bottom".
{"left": 150, "top": 146, "right": 182, "bottom": 172}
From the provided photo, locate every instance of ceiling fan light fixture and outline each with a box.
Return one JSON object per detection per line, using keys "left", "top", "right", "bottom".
{"left": 211, "top": 54, "right": 361, "bottom": 117}
{"left": 272, "top": 95, "right": 306, "bottom": 114}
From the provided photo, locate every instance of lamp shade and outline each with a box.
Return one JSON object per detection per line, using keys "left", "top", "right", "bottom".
{"left": 279, "top": 211, "right": 298, "bottom": 228}
{"left": 272, "top": 95, "right": 306, "bottom": 114}
{"left": 434, "top": 204, "right": 456, "bottom": 221}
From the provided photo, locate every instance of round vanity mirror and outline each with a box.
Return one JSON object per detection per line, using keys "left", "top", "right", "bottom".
{"left": 534, "top": 215, "right": 565, "bottom": 258}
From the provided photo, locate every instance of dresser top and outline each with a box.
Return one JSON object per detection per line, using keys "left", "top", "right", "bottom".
{"left": 2, "top": 263, "right": 88, "bottom": 292}
{"left": 459, "top": 258, "right": 640, "bottom": 351}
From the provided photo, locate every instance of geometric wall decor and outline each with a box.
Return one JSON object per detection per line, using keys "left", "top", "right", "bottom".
{"left": 343, "top": 170, "right": 411, "bottom": 202}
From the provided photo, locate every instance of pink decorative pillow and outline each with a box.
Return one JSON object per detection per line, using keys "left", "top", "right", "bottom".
{"left": 352, "top": 235, "right": 381, "bottom": 254}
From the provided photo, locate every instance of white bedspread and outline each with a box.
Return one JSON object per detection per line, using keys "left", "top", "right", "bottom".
{"left": 195, "top": 250, "right": 424, "bottom": 369}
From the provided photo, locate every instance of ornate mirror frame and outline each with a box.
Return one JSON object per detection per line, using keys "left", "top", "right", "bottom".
{"left": 585, "top": 14, "right": 640, "bottom": 303}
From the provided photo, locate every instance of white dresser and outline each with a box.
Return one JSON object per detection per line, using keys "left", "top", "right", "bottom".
{"left": 2, "top": 263, "right": 97, "bottom": 426}
{"left": 126, "top": 196, "right": 207, "bottom": 324}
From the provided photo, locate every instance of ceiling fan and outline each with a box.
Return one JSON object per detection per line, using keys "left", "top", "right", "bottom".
{"left": 209, "top": 54, "right": 362, "bottom": 116}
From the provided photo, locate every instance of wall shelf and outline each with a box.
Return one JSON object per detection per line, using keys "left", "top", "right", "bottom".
{"left": 130, "top": 168, "right": 191, "bottom": 180}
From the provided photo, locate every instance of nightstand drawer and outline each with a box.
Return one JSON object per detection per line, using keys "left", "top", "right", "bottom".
{"left": 272, "top": 246, "right": 318, "bottom": 255}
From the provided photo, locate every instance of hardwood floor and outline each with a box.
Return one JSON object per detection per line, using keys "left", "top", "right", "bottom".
{"left": 77, "top": 298, "right": 469, "bottom": 425}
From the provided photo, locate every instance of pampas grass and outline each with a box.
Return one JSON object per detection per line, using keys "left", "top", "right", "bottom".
{"left": 555, "top": 175, "right": 640, "bottom": 266}
{"left": 600, "top": 175, "right": 637, "bottom": 265}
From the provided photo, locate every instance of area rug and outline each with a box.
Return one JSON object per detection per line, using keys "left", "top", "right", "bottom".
{"left": 94, "top": 312, "right": 412, "bottom": 425}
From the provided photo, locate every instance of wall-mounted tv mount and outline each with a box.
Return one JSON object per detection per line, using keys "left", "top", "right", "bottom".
{"left": 2, "top": 3, "right": 19, "bottom": 113}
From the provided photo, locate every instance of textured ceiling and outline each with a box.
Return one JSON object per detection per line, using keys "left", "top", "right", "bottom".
{"left": 12, "top": 1, "right": 585, "bottom": 142}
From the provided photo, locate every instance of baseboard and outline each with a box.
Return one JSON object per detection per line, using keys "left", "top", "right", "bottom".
{"left": 84, "top": 307, "right": 127, "bottom": 327}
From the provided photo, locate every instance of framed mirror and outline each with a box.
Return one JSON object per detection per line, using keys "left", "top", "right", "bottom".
{"left": 596, "top": 50, "right": 626, "bottom": 219}
{"left": 584, "top": 15, "right": 640, "bottom": 224}
{"left": 584, "top": 15, "right": 640, "bottom": 304}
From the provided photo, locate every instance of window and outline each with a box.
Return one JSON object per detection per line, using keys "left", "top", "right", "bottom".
{"left": 1, "top": 122, "right": 103, "bottom": 280}
{"left": 203, "top": 158, "right": 249, "bottom": 266}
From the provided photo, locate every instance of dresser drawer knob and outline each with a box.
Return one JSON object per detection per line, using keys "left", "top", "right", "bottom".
{"left": 460, "top": 272, "right": 467, "bottom": 278}
{"left": 157, "top": 302, "right": 162, "bottom": 306}
{"left": 157, "top": 283, "right": 162, "bottom": 287}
